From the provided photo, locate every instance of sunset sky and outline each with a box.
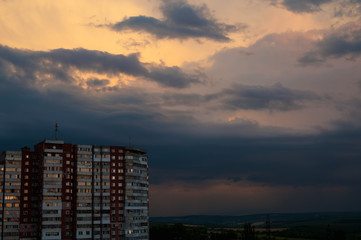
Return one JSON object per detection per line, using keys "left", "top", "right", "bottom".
{"left": 1, "top": 0, "right": 361, "bottom": 217}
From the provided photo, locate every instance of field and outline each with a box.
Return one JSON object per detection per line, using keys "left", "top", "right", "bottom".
{"left": 150, "top": 212, "right": 361, "bottom": 240}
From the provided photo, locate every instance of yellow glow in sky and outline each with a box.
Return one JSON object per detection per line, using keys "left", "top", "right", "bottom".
{"left": 0, "top": 0, "right": 337, "bottom": 67}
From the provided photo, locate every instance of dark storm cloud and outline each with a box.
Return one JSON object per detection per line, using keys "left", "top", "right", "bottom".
{"left": 86, "top": 78, "right": 120, "bottom": 92}
{"left": 149, "top": 129, "right": 361, "bottom": 189}
{"left": 147, "top": 65, "right": 201, "bottom": 88}
{"left": 280, "top": 0, "right": 361, "bottom": 17}
{"left": 1, "top": 50, "right": 361, "bottom": 205}
{"left": 0, "top": 45, "right": 200, "bottom": 88}
{"left": 298, "top": 51, "right": 325, "bottom": 65}
{"left": 0, "top": 69, "right": 175, "bottom": 150}
{"left": 281, "top": 0, "right": 333, "bottom": 13}
{"left": 162, "top": 83, "right": 320, "bottom": 111}
{"left": 219, "top": 84, "right": 320, "bottom": 111}
{"left": 162, "top": 93, "right": 208, "bottom": 106}
{"left": 109, "top": 0, "right": 242, "bottom": 41}
{"left": 2, "top": 71, "right": 361, "bottom": 190}
{"left": 86, "top": 78, "right": 110, "bottom": 87}
{"left": 334, "top": 0, "right": 361, "bottom": 17}
{"left": 299, "top": 22, "right": 361, "bottom": 65}
{"left": 316, "top": 33, "right": 361, "bottom": 59}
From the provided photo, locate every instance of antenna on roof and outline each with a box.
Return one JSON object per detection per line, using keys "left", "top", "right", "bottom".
{"left": 55, "top": 121, "right": 59, "bottom": 140}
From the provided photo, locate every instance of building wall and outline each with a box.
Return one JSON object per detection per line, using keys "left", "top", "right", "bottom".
{"left": 74, "top": 145, "right": 93, "bottom": 240}
{"left": 0, "top": 140, "right": 149, "bottom": 240}
{"left": 124, "top": 148, "right": 149, "bottom": 240}
{"left": 109, "top": 146, "right": 126, "bottom": 240}
{"left": 19, "top": 147, "right": 40, "bottom": 240}
{"left": 0, "top": 151, "right": 22, "bottom": 240}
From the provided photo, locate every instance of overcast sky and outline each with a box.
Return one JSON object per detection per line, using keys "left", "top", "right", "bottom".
{"left": 1, "top": 0, "right": 361, "bottom": 217}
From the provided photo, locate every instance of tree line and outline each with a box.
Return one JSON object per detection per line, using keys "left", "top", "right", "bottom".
{"left": 150, "top": 223, "right": 257, "bottom": 240}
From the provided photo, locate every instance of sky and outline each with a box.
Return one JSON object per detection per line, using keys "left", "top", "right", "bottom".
{"left": 1, "top": 0, "right": 361, "bottom": 217}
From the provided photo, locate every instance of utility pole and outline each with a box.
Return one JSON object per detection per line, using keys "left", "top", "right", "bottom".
{"left": 266, "top": 214, "right": 271, "bottom": 240}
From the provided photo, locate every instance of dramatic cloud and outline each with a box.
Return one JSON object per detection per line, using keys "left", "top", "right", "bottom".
{"left": 162, "top": 84, "right": 320, "bottom": 111}
{"left": 2, "top": 0, "right": 361, "bottom": 217}
{"left": 86, "top": 78, "right": 110, "bottom": 87}
{"left": 334, "top": 0, "right": 361, "bottom": 17}
{"left": 149, "top": 129, "right": 361, "bottom": 190}
{"left": 218, "top": 83, "right": 320, "bottom": 111}
{"left": 0, "top": 45, "right": 201, "bottom": 88}
{"left": 299, "top": 21, "right": 361, "bottom": 65}
{"left": 281, "top": 0, "right": 332, "bottom": 13}
{"left": 109, "top": 0, "right": 242, "bottom": 41}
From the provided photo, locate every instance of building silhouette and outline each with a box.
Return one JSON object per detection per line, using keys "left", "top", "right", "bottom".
{"left": 0, "top": 140, "right": 149, "bottom": 240}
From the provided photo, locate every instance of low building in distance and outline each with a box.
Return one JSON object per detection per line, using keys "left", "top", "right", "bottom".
{"left": 0, "top": 139, "right": 149, "bottom": 240}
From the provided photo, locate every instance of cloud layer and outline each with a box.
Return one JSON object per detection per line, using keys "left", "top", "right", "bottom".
{"left": 281, "top": 0, "right": 332, "bottom": 13}
{"left": 109, "top": 0, "right": 242, "bottom": 41}
{"left": 163, "top": 83, "right": 320, "bottom": 111}
{"left": 0, "top": 45, "right": 201, "bottom": 88}
{"left": 2, "top": 0, "right": 361, "bottom": 217}
{"left": 299, "top": 21, "right": 361, "bottom": 65}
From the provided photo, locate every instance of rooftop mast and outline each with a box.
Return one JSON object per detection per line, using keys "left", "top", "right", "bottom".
{"left": 55, "top": 121, "right": 59, "bottom": 140}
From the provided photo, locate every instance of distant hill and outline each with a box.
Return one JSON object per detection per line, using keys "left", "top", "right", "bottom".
{"left": 150, "top": 212, "right": 361, "bottom": 228}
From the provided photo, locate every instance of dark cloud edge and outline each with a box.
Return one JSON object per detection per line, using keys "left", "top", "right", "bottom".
{"left": 298, "top": 21, "right": 361, "bottom": 66}
{"left": 148, "top": 125, "right": 361, "bottom": 188}
{"left": 104, "top": 0, "right": 244, "bottom": 42}
{"left": 0, "top": 44, "right": 203, "bottom": 89}
{"left": 162, "top": 83, "right": 323, "bottom": 112}
{"left": 280, "top": 0, "right": 333, "bottom": 14}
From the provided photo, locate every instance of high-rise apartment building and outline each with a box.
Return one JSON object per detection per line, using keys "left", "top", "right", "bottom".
{"left": 0, "top": 140, "right": 149, "bottom": 240}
